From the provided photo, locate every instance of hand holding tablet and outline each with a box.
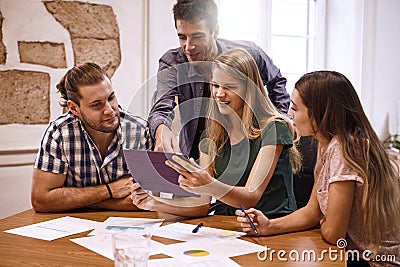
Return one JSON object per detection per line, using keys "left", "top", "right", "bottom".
{"left": 123, "top": 150, "right": 200, "bottom": 197}
{"left": 167, "top": 153, "right": 202, "bottom": 173}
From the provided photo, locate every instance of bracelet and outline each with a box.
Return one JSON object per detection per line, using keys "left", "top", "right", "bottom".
{"left": 105, "top": 183, "right": 113, "bottom": 199}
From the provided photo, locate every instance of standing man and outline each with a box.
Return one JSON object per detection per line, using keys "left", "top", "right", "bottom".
{"left": 148, "top": 0, "right": 290, "bottom": 159}
{"left": 32, "top": 62, "right": 149, "bottom": 212}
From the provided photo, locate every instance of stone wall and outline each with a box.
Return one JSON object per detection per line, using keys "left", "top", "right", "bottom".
{"left": 43, "top": 1, "right": 121, "bottom": 78}
{"left": 0, "top": 12, "right": 6, "bottom": 64}
{"left": 18, "top": 41, "right": 67, "bottom": 68}
{"left": 0, "top": 0, "right": 122, "bottom": 125}
{"left": 0, "top": 70, "right": 50, "bottom": 124}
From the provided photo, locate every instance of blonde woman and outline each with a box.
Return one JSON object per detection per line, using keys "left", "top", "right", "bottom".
{"left": 131, "top": 48, "right": 299, "bottom": 218}
{"left": 237, "top": 71, "right": 400, "bottom": 266}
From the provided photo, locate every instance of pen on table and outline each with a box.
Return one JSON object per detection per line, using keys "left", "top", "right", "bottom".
{"left": 192, "top": 222, "right": 203, "bottom": 233}
{"left": 240, "top": 205, "right": 258, "bottom": 234}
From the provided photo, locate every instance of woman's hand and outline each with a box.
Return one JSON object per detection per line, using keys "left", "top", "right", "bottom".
{"left": 166, "top": 156, "right": 215, "bottom": 194}
{"left": 130, "top": 183, "right": 157, "bottom": 211}
{"left": 235, "top": 208, "right": 271, "bottom": 235}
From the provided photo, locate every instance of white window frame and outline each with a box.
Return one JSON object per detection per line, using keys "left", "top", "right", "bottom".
{"left": 216, "top": 0, "right": 327, "bottom": 86}
{"left": 315, "top": 0, "right": 327, "bottom": 70}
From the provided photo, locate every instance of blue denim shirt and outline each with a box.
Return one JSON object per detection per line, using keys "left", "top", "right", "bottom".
{"left": 148, "top": 38, "right": 289, "bottom": 158}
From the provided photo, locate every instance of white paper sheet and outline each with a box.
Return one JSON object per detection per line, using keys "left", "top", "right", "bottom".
{"left": 4, "top": 216, "right": 100, "bottom": 241}
{"left": 88, "top": 216, "right": 164, "bottom": 236}
{"left": 152, "top": 222, "right": 245, "bottom": 241}
{"left": 162, "top": 237, "right": 265, "bottom": 264}
{"left": 148, "top": 257, "right": 241, "bottom": 267}
{"left": 70, "top": 235, "right": 166, "bottom": 260}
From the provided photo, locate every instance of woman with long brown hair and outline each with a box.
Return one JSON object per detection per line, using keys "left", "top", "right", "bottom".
{"left": 237, "top": 71, "right": 400, "bottom": 266}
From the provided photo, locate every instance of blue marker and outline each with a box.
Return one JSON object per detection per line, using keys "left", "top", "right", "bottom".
{"left": 240, "top": 205, "right": 258, "bottom": 234}
{"left": 192, "top": 222, "right": 204, "bottom": 233}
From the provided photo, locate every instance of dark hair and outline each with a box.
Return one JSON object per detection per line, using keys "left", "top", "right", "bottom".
{"left": 295, "top": 70, "right": 400, "bottom": 245}
{"left": 56, "top": 62, "right": 107, "bottom": 107}
{"left": 295, "top": 71, "right": 368, "bottom": 141}
{"left": 173, "top": 0, "right": 218, "bottom": 33}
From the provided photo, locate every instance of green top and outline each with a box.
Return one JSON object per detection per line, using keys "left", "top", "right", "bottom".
{"left": 202, "top": 119, "right": 297, "bottom": 218}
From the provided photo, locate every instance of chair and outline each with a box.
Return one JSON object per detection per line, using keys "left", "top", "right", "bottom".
{"left": 293, "top": 136, "right": 317, "bottom": 209}
{"left": 208, "top": 199, "right": 226, "bottom": 215}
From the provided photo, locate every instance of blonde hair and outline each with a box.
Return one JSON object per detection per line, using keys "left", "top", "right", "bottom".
{"left": 295, "top": 70, "right": 400, "bottom": 245}
{"left": 204, "top": 48, "right": 300, "bottom": 174}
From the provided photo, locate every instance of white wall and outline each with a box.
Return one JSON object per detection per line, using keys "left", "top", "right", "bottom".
{"left": 0, "top": 166, "right": 33, "bottom": 219}
{"left": 148, "top": 0, "right": 178, "bottom": 83}
{"left": 371, "top": 0, "right": 400, "bottom": 137}
{"left": 0, "top": 0, "right": 146, "bottom": 118}
{"left": 0, "top": 0, "right": 146, "bottom": 219}
{"left": 124, "top": 0, "right": 178, "bottom": 118}
{"left": 325, "top": 0, "right": 361, "bottom": 88}
{"left": 325, "top": 0, "right": 400, "bottom": 139}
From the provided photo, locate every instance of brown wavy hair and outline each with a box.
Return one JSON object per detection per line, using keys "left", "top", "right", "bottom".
{"left": 295, "top": 70, "right": 400, "bottom": 245}
{"left": 56, "top": 62, "right": 107, "bottom": 107}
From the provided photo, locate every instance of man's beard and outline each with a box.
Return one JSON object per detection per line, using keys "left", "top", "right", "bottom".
{"left": 80, "top": 112, "right": 120, "bottom": 133}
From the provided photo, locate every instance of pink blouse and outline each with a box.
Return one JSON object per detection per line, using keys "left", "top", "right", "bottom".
{"left": 316, "top": 137, "right": 399, "bottom": 266}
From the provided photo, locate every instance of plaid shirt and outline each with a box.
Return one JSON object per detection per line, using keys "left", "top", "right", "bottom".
{"left": 34, "top": 108, "right": 149, "bottom": 187}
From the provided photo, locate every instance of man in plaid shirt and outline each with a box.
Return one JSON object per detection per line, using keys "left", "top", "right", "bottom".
{"left": 32, "top": 63, "right": 149, "bottom": 212}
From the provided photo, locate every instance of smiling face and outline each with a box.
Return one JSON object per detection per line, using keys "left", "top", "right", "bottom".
{"left": 176, "top": 19, "right": 218, "bottom": 63}
{"left": 68, "top": 78, "right": 120, "bottom": 134}
{"left": 289, "top": 88, "right": 315, "bottom": 137}
{"left": 211, "top": 67, "right": 245, "bottom": 118}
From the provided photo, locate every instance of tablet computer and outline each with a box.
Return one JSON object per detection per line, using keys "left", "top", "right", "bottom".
{"left": 123, "top": 149, "right": 200, "bottom": 197}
